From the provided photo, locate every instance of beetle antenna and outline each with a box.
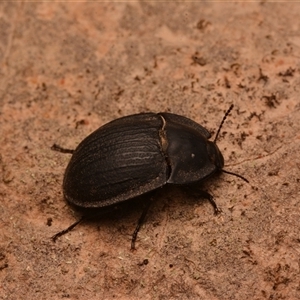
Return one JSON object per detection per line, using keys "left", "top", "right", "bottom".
{"left": 214, "top": 104, "right": 234, "bottom": 144}
{"left": 222, "top": 169, "right": 249, "bottom": 183}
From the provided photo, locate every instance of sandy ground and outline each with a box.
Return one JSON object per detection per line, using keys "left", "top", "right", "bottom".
{"left": 0, "top": 2, "right": 300, "bottom": 300}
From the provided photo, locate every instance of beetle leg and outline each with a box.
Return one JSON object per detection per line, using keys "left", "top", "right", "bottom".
{"left": 197, "top": 190, "right": 222, "bottom": 215}
{"left": 185, "top": 187, "right": 221, "bottom": 215}
{"left": 51, "top": 143, "right": 74, "bottom": 154}
{"left": 131, "top": 197, "right": 153, "bottom": 250}
{"left": 51, "top": 216, "right": 84, "bottom": 242}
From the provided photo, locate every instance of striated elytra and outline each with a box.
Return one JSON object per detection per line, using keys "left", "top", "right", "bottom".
{"left": 52, "top": 105, "right": 248, "bottom": 249}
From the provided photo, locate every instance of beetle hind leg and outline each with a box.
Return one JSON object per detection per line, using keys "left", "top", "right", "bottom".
{"left": 51, "top": 217, "right": 84, "bottom": 242}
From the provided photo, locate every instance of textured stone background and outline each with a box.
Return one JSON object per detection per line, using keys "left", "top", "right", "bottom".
{"left": 0, "top": 2, "right": 300, "bottom": 300}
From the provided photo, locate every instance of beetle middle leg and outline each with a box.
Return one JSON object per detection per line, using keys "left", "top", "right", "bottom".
{"left": 131, "top": 196, "right": 154, "bottom": 250}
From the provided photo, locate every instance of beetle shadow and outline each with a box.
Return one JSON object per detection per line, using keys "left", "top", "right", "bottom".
{"left": 52, "top": 191, "right": 157, "bottom": 245}
{"left": 69, "top": 192, "right": 153, "bottom": 220}
{"left": 52, "top": 180, "right": 221, "bottom": 248}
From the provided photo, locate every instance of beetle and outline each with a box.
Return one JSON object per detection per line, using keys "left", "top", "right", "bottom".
{"left": 51, "top": 104, "right": 248, "bottom": 249}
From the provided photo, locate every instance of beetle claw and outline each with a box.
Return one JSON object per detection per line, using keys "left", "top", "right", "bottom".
{"left": 214, "top": 206, "right": 222, "bottom": 215}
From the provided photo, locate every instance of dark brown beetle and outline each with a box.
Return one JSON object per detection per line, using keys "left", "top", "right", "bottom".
{"left": 52, "top": 105, "right": 248, "bottom": 249}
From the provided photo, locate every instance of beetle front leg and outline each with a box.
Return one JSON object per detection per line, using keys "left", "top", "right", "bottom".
{"left": 197, "top": 190, "right": 222, "bottom": 215}
{"left": 184, "top": 187, "right": 222, "bottom": 215}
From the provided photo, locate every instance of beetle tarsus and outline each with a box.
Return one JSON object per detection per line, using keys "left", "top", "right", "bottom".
{"left": 213, "top": 205, "right": 222, "bottom": 215}
{"left": 51, "top": 217, "right": 84, "bottom": 242}
{"left": 206, "top": 194, "right": 221, "bottom": 215}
